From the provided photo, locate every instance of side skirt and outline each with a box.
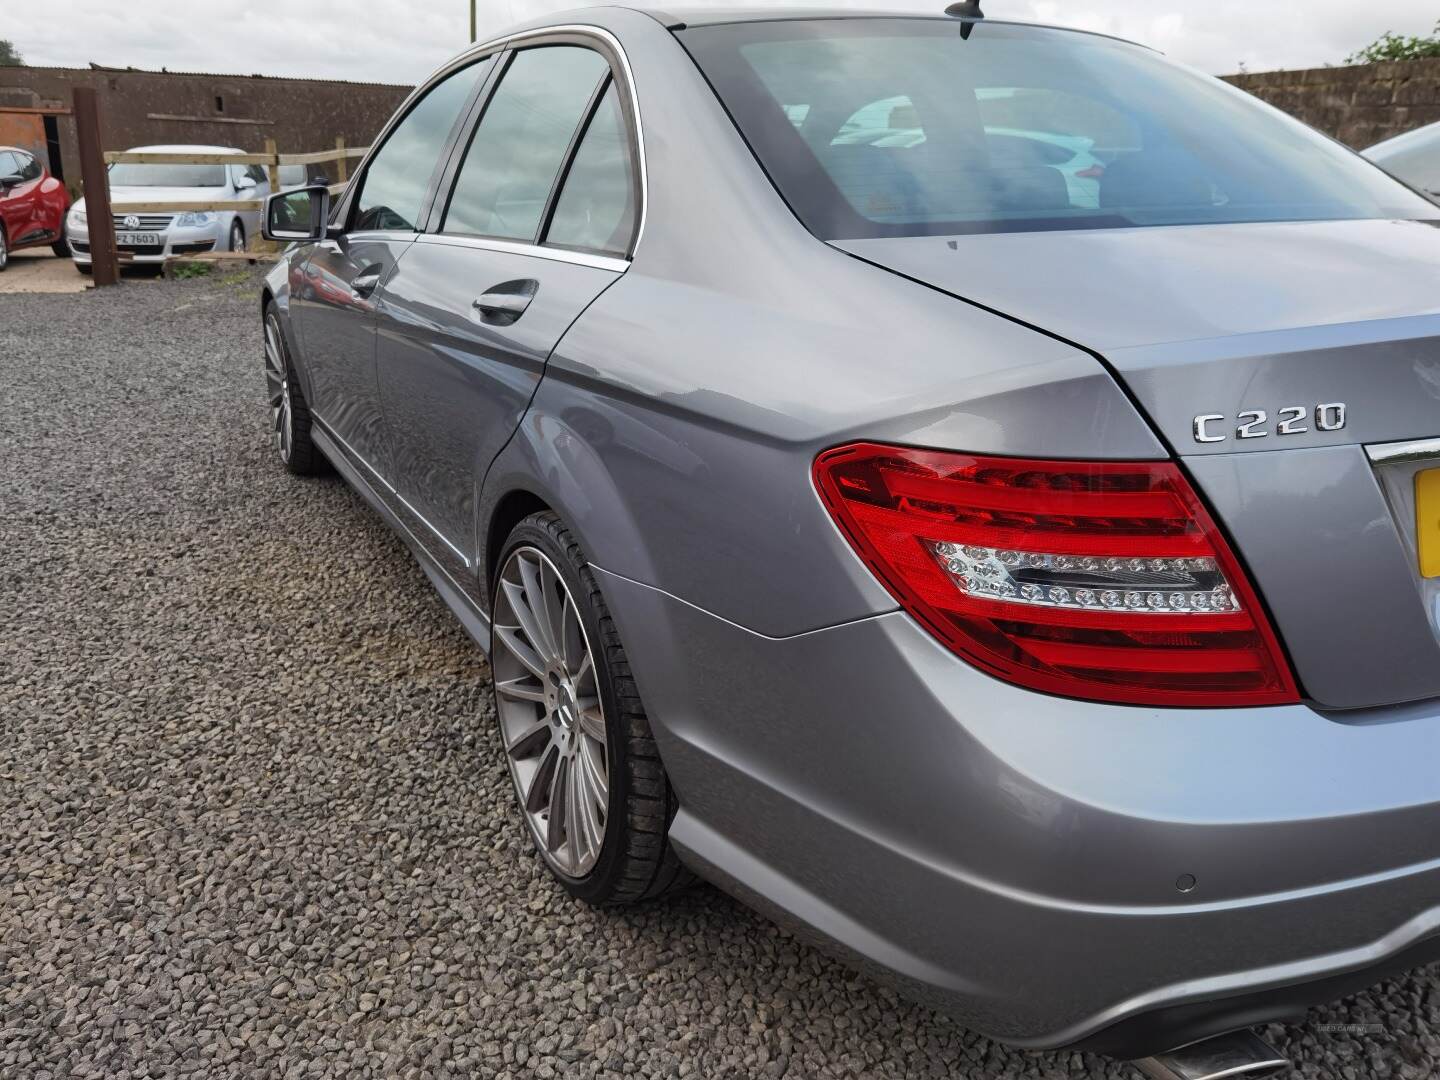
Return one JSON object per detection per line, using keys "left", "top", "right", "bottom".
{"left": 310, "top": 424, "right": 493, "bottom": 657}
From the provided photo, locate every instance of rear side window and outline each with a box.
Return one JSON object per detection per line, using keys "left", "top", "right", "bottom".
{"left": 544, "top": 81, "right": 637, "bottom": 256}
{"left": 443, "top": 46, "right": 609, "bottom": 242}
{"left": 0, "top": 151, "right": 19, "bottom": 178}
{"left": 680, "top": 18, "right": 1439, "bottom": 238}
{"left": 353, "top": 57, "right": 489, "bottom": 233}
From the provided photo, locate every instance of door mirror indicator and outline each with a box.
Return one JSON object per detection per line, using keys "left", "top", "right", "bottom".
{"left": 263, "top": 184, "right": 331, "bottom": 243}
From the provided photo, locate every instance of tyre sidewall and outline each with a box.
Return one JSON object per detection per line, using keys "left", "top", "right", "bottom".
{"left": 493, "top": 516, "right": 632, "bottom": 904}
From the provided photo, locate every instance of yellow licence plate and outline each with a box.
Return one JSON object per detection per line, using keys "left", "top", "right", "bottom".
{"left": 1419, "top": 469, "right": 1440, "bottom": 579}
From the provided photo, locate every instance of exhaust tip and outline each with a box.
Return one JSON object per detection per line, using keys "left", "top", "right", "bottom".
{"left": 1133, "top": 1029, "right": 1290, "bottom": 1080}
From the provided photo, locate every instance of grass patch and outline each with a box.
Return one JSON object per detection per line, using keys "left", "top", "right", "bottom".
{"left": 168, "top": 262, "right": 213, "bottom": 280}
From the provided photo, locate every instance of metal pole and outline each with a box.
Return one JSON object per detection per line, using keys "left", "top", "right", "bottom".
{"left": 470, "top": 0, "right": 476, "bottom": 42}
{"left": 72, "top": 87, "right": 118, "bottom": 287}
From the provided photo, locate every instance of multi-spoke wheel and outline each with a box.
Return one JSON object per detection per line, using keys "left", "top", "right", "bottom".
{"left": 493, "top": 545, "right": 610, "bottom": 878}
{"left": 490, "top": 513, "right": 694, "bottom": 904}
{"left": 263, "top": 315, "right": 295, "bottom": 463}
{"left": 262, "top": 301, "right": 327, "bottom": 476}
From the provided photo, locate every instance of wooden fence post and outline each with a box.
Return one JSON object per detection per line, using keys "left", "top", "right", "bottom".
{"left": 261, "top": 137, "right": 280, "bottom": 254}
{"left": 334, "top": 136, "right": 347, "bottom": 185}
{"left": 72, "top": 87, "right": 118, "bottom": 286}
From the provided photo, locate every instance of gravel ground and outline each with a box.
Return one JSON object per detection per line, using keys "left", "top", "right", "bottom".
{"left": 3, "top": 273, "right": 1439, "bottom": 1079}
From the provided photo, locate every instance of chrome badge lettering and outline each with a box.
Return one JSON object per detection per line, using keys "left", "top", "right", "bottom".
{"left": 1193, "top": 404, "right": 1347, "bottom": 444}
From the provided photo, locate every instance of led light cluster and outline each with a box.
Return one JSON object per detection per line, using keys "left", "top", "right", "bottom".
{"left": 813, "top": 443, "right": 1301, "bottom": 707}
{"left": 928, "top": 542, "right": 1241, "bottom": 613}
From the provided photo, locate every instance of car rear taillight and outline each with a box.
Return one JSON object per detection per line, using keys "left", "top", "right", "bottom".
{"left": 814, "top": 443, "right": 1300, "bottom": 707}
{"left": 1075, "top": 164, "right": 1106, "bottom": 179}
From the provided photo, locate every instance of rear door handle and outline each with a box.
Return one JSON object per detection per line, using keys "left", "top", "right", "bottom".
{"left": 473, "top": 279, "right": 539, "bottom": 326}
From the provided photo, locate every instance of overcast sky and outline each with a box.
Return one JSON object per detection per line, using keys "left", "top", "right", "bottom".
{"left": 10, "top": 1, "right": 1439, "bottom": 83}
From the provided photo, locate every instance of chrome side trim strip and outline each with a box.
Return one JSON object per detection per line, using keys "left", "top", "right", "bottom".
{"left": 310, "top": 425, "right": 492, "bottom": 653}
{"left": 311, "top": 412, "right": 473, "bottom": 569}
{"left": 1367, "top": 437, "right": 1440, "bottom": 465}
{"left": 415, "top": 232, "right": 629, "bottom": 273}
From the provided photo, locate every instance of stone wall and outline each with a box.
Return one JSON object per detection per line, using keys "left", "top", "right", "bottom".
{"left": 1223, "top": 57, "right": 1440, "bottom": 149}
{"left": 0, "top": 66, "right": 413, "bottom": 189}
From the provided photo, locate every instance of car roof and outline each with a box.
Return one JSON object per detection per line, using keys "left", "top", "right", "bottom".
{"left": 629, "top": 5, "right": 1146, "bottom": 48}
{"left": 1364, "top": 120, "right": 1440, "bottom": 157}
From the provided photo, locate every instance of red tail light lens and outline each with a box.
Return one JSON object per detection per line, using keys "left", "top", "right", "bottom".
{"left": 814, "top": 443, "right": 1299, "bottom": 707}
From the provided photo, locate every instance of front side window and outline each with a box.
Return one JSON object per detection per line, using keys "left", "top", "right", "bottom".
{"left": 544, "top": 81, "right": 637, "bottom": 256}
{"left": 680, "top": 18, "right": 1439, "bottom": 238}
{"left": 353, "top": 57, "right": 490, "bottom": 233}
{"left": 443, "top": 45, "right": 610, "bottom": 242}
{"left": 0, "top": 151, "right": 19, "bottom": 179}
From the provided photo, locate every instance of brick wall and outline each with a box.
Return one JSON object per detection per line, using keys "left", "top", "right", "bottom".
{"left": 1223, "top": 57, "right": 1440, "bottom": 149}
{"left": 0, "top": 66, "right": 413, "bottom": 190}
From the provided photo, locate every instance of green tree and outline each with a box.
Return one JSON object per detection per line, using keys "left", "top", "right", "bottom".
{"left": 0, "top": 40, "right": 23, "bottom": 66}
{"left": 1349, "top": 20, "right": 1440, "bottom": 64}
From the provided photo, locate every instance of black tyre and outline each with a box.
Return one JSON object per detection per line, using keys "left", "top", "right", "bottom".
{"left": 51, "top": 237, "right": 70, "bottom": 258}
{"left": 262, "top": 301, "right": 328, "bottom": 476}
{"left": 491, "top": 512, "right": 693, "bottom": 906}
{"left": 0, "top": 226, "right": 8, "bottom": 272}
{"left": 75, "top": 262, "right": 91, "bottom": 276}
{"left": 229, "top": 220, "right": 245, "bottom": 253}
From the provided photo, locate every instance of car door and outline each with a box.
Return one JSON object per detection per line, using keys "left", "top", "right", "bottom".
{"left": 373, "top": 41, "right": 639, "bottom": 564}
{"left": 236, "top": 164, "right": 269, "bottom": 238}
{"left": 0, "top": 150, "right": 43, "bottom": 247}
{"left": 290, "top": 54, "right": 494, "bottom": 473}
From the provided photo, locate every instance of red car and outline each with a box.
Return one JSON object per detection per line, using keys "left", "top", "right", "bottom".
{"left": 0, "top": 145, "right": 70, "bottom": 271}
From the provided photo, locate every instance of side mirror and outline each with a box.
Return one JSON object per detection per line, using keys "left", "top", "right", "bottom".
{"left": 263, "top": 184, "right": 331, "bottom": 243}
{"left": 0, "top": 174, "right": 21, "bottom": 191}
{"left": 235, "top": 173, "right": 257, "bottom": 191}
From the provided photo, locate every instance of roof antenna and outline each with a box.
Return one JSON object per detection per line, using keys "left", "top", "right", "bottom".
{"left": 944, "top": 0, "right": 983, "bottom": 39}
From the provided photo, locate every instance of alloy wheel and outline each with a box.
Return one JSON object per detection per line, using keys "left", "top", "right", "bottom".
{"left": 0, "top": 229, "right": 8, "bottom": 271}
{"left": 492, "top": 545, "right": 610, "bottom": 878}
{"left": 263, "top": 315, "right": 293, "bottom": 462}
{"left": 231, "top": 222, "right": 245, "bottom": 253}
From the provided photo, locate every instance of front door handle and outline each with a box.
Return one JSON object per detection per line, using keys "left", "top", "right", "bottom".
{"left": 351, "top": 268, "right": 383, "bottom": 299}
{"left": 473, "top": 279, "right": 539, "bottom": 326}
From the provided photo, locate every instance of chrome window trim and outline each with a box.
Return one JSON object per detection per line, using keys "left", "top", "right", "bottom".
{"left": 312, "top": 412, "right": 473, "bottom": 569}
{"left": 334, "top": 51, "right": 503, "bottom": 235}
{"left": 414, "top": 232, "right": 629, "bottom": 273}
{"left": 438, "top": 23, "right": 648, "bottom": 259}
{"left": 1367, "top": 437, "right": 1440, "bottom": 465}
{"left": 339, "top": 25, "right": 646, "bottom": 257}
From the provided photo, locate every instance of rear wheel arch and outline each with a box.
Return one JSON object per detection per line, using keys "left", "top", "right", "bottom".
{"left": 484, "top": 489, "right": 554, "bottom": 605}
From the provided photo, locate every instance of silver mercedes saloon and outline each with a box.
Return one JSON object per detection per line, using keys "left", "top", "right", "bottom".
{"left": 258, "top": 5, "right": 1440, "bottom": 1073}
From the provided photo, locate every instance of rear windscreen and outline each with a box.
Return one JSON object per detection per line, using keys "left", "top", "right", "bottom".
{"left": 679, "top": 18, "right": 1440, "bottom": 239}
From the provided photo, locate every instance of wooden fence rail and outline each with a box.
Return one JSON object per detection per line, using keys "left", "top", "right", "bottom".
{"left": 98, "top": 142, "right": 367, "bottom": 214}
{"left": 73, "top": 85, "right": 370, "bottom": 284}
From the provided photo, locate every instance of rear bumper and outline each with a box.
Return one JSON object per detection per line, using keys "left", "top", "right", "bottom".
{"left": 594, "top": 566, "right": 1440, "bottom": 1057}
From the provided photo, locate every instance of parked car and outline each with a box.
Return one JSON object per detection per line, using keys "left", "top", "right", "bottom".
{"left": 67, "top": 145, "right": 268, "bottom": 273}
{"left": 0, "top": 145, "right": 70, "bottom": 270}
{"left": 258, "top": 7, "right": 1440, "bottom": 1076}
{"left": 1364, "top": 120, "right": 1440, "bottom": 201}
